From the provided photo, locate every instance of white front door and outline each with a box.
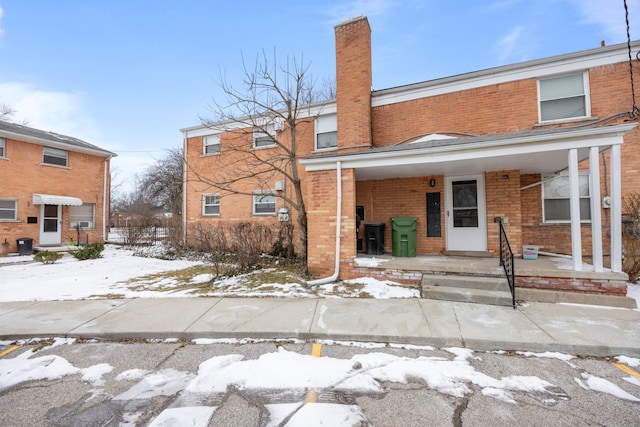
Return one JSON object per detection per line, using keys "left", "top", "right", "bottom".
{"left": 40, "top": 204, "right": 62, "bottom": 245}
{"left": 445, "top": 174, "right": 487, "bottom": 251}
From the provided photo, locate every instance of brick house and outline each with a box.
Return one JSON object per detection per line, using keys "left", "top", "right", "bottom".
{"left": 182, "top": 16, "right": 639, "bottom": 296}
{"left": 0, "top": 121, "right": 115, "bottom": 254}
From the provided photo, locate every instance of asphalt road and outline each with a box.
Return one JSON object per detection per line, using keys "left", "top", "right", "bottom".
{"left": 0, "top": 339, "right": 638, "bottom": 426}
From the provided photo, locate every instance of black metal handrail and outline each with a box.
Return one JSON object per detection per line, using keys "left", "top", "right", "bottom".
{"left": 498, "top": 219, "right": 516, "bottom": 309}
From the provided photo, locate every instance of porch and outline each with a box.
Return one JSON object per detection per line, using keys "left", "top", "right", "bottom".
{"left": 350, "top": 253, "right": 635, "bottom": 309}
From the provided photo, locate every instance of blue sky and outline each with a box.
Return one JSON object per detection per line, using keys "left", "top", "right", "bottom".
{"left": 0, "top": 0, "right": 638, "bottom": 192}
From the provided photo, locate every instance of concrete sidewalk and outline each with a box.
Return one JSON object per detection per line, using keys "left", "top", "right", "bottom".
{"left": 0, "top": 297, "right": 638, "bottom": 357}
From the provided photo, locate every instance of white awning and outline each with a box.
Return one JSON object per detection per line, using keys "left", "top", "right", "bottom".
{"left": 32, "top": 194, "right": 83, "bottom": 206}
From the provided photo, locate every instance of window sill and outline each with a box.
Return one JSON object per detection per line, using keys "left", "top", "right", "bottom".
{"left": 0, "top": 157, "right": 9, "bottom": 161}
{"left": 313, "top": 147, "right": 338, "bottom": 153}
{"left": 252, "top": 213, "right": 276, "bottom": 217}
{"left": 202, "top": 214, "right": 220, "bottom": 217}
{"left": 535, "top": 116, "right": 597, "bottom": 127}
{"left": 201, "top": 152, "right": 220, "bottom": 157}
{"left": 40, "top": 163, "right": 70, "bottom": 169}
{"left": 252, "top": 145, "right": 277, "bottom": 150}
{"left": 0, "top": 219, "right": 20, "bottom": 223}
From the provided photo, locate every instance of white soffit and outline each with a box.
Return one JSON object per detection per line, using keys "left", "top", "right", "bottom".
{"left": 32, "top": 194, "right": 83, "bottom": 206}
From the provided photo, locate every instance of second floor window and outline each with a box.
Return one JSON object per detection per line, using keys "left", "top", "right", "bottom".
{"left": 0, "top": 137, "right": 5, "bottom": 157}
{"left": 253, "top": 124, "right": 277, "bottom": 148}
{"left": 204, "top": 134, "right": 220, "bottom": 155}
{"left": 43, "top": 146, "right": 68, "bottom": 167}
{"left": 538, "top": 73, "right": 588, "bottom": 122}
{"left": 203, "top": 194, "right": 220, "bottom": 216}
{"left": 542, "top": 173, "right": 591, "bottom": 222}
{"left": 315, "top": 114, "right": 337, "bottom": 150}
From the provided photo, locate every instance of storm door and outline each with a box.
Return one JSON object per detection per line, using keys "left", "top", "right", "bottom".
{"left": 445, "top": 174, "right": 487, "bottom": 251}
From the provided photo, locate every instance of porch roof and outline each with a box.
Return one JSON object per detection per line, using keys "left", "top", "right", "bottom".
{"left": 32, "top": 194, "right": 83, "bottom": 206}
{"left": 301, "top": 123, "right": 637, "bottom": 179}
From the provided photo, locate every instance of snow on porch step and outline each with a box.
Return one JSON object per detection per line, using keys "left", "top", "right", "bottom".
{"left": 421, "top": 274, "right": 512, "bottom": 307}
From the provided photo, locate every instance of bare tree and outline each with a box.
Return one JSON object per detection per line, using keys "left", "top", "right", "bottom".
{"left": 141, "top": 147, "right": 183, "bottom": 217}
{"left": 0, "top": 104, "right": 16, "bottom": 121}
{"left": 194, "top": 52, "right": 328, "bottom": 268}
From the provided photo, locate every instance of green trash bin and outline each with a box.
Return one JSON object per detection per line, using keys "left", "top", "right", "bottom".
{"left": 391, "top": 217, "right": 418, "bottom": 257}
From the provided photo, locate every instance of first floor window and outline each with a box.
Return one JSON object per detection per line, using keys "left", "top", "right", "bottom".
{"left": 203, "top": 194, "right": 220, "bottom": 216}
{"left": 542, "top": 173, "right": 591, "bottom": 222}
{"left": 0, "top": 198, "right": 17, "bottom": 220}
{"left": 0, "top": 137, "right": 5, "bottom": 157}
{"left": 43, "top": 146, "right": 68, "bottom": 167}
{"left": 253, "top": 192, "right": 276, "bottom": 215}
{"left": 70, "top": 204, "right": 95, "bottom": 228}
{"left": 204, "top": 134, "right": 220, "bottom": 154}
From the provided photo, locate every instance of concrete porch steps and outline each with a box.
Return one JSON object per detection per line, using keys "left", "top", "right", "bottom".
{"left": 421, "top": 274, "right": 513, "bottom": 307}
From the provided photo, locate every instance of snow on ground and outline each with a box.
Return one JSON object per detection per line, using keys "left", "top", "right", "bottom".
{"left": 0, "top": 244, "right": 419, "bottom": 301}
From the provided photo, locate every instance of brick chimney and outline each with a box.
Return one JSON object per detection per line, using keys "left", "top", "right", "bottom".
{"left": 335, "top": 15, "right": 372, "bottom": 151}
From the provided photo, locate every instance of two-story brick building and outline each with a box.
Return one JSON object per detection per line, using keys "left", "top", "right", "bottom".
{"left": 182, "top": 16, "right": 639, "bottom": 297}
{"left": 0, "top": 120, "right": 115, "bottom": 254}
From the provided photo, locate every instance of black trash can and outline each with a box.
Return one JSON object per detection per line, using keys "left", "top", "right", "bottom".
{"left": 16, "top": 238, "right": 33, "bottom": 256}
{"left": 364, "top": 222, "right": 385, "bottom": 255}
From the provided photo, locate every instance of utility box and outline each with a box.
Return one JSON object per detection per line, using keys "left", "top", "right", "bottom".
{"left": 391, "top": 217, "right": 418, "bottom": 257}
{"left": 364, "top": 222, "right": 385, "bottom": 255}
{"left": 16, "top": 238, "right": 33, "bottom": 256}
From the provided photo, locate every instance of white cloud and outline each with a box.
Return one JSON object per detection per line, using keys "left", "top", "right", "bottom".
{"left": 496, "top": 26, "right": 524, "bottom": 63}
{"left": 0, "top": 82, "right": 99, "bottom": 142}
{"left": 569, "top": 0, "right": 640, "bottom": 42}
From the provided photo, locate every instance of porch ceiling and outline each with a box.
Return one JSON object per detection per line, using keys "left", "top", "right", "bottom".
{"left": 301, "top": 123, "right": 637, "bottom": 180}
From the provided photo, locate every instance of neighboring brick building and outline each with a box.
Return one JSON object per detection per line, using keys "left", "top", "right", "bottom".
{"left": 0, "top": 121, "right": 115, "bottom": 254}
{"left": 182, "top": 16, "right": 639, "bottom": 294}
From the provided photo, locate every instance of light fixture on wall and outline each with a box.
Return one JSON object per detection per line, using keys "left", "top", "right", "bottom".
{"left": 429, "top": 178, "right": 436, "bottom": 187}
{"left": 503, "top": 174, "right": 509, "bottom": 180}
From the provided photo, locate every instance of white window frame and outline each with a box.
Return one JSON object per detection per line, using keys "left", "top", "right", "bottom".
{"left": 0, "top": 137, "right": 5, "bottom": 158}
{"left": 253, "top": 124, "right": 277, "bottom": 149}
{"left": 202, "top": 194, "right": 220, "bottom": 216}
{"left": 0, "top": 198, "right": 17, "bottom": 221}
{"left": 70, "top": 204, "right": 95, "bottom": 229}
{"left": 315, "top": 114, "right": 338, "bottom": 151}
{"left": 203, "top": 134, "right": 220, "bottom": 155}
{"left": 43, "top": 146, "right": 68, "bottom": 167}
{"left": 542, "top": 173, "right": 591, "bottom": 223}
{"left": 538, "top": 72, "right": 590, "bottom": 123}
{"left": 252, "top": 191, "right": 276, "bottom": 215}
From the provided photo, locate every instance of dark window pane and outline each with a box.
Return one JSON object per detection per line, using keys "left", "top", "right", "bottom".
{"left": 452, "top": 180, "right": 477, "bottom": 209}
{"left": 43, "top": 218, "right": 58, "bottom": 232}
{"left": 453, "top": 209, "right": 478, "bottom": 228}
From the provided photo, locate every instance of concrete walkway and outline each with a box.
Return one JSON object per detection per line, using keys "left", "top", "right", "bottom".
{"left": 0, "top": 297, "right": 638, "bottom": 357}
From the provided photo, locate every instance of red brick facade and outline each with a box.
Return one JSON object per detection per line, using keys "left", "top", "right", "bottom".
{"left": 183, "top": 16, "right": 639, "bottom": 295}
{"left": 0, "top": 125, "right": 113, "bottom": 254}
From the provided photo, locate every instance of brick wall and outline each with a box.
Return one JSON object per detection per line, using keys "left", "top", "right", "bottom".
{"left": 335, "top": 16, "right": 372, "bottom": 152}
{"left": 0, "top": 138, "right": 110, "bottom": 252}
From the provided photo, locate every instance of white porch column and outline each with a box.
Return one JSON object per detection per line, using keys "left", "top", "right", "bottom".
{"left": 589, "top": 147, "right": 603, "bottom": 272}
{"left": 610, "top": 144, "right": 622, "bottom": 272}
{"left": 569, "top": 149, "right": 582, "bottom": 271}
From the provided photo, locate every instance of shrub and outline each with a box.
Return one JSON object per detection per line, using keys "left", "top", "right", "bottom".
{"left": 623, "top": 193, "right": 640, "bottom": 283}
{"left": 70, "top": 242, "right": 105, "bottom": 261}
{"left": 33, "top": 251, "right": 64, "bottom": 264}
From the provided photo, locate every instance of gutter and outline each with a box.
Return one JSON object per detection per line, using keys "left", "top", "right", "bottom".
{"left": 307, "top": 161, "right": 342, "bottom": 287}
{"left": 182, "top": 131, "right": 188, "bottom": 245}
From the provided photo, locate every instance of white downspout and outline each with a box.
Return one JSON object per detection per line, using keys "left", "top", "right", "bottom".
{"left": 307, "top": 161, "right": 342, "bottom": 286}
{"left": 182, "top": 131, "right": 188, "bottom": 245}
{"left": 103, "top": 157, "right": 109, "bottom": 241}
